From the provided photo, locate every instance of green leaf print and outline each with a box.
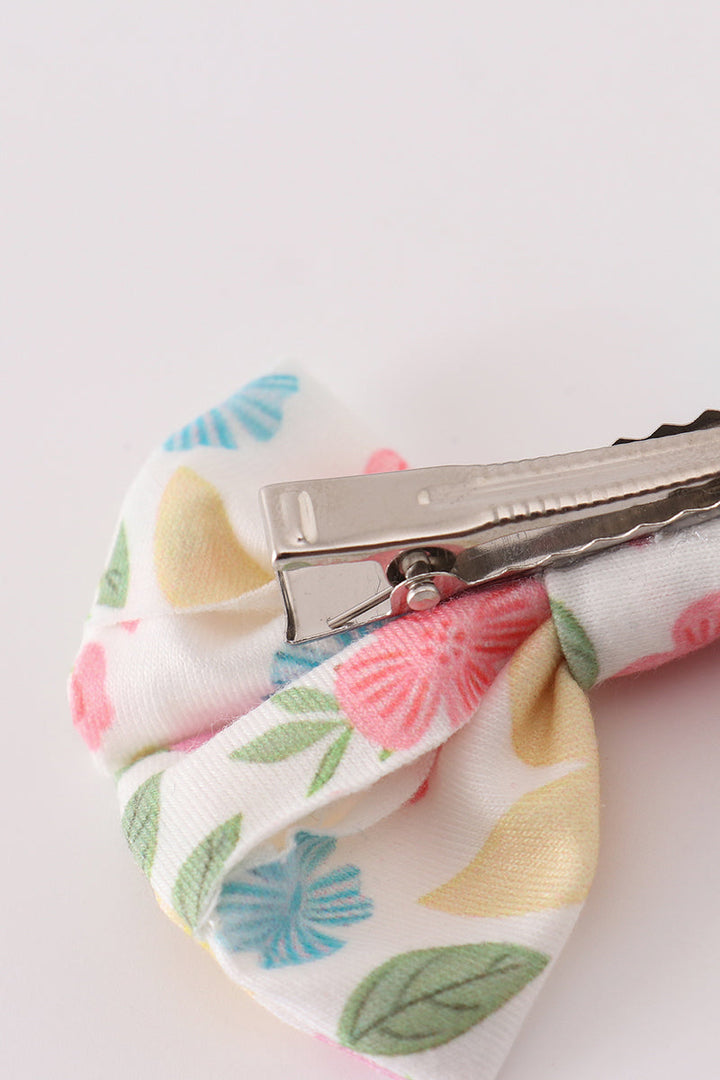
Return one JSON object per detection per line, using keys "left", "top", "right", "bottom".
{"left": 338, "top": 943, "right": 549, "bottom": 1056}
{"left": 230, "top": 721, "right": 343, "bottom": 763}
{"left": 274, "top": 687, "right": 340, "bottom": 714}
{"left": 307, "top": 727, "right": 353, "bottom": 796}
{"left": 172, "top": 814, "right": 242, "bottom": 930}
{"left": 550, "top": 599, "right": 599, "bottom": 689}
{"left": 121, "top": 772, "right": 162, "bottom": 877}
{"left": 97, "top": 522, "right": 129, "bottom": 608}
{"left": 230, "top": 686, "right": 353, "bottom": 796}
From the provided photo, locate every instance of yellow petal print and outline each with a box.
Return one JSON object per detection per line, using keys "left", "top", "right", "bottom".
{"left": 510, "top": 619, "right": 596, "bottom": 766}
{"left": 419, "top": 764, "right": 599, "bottom": 917}
{"left": 154, "top": 467, "right": 272, "bottom": 607}
{"left": 266, "top": 792, "right": 365, "bottom": 852}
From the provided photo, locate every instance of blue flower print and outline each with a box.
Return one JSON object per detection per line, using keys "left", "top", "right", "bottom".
{"left": 163, "top": 373, "right": 299, "bottom": 450}
{"left": 214, "top": 832, "right": 373, "bottom": 968}
{"left": 270, "top": 627, "right": 372, "bottom": 692}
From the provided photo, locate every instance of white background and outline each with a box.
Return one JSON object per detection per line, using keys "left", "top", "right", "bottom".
{"left": 3, "top": 3, "right": 720, "bottom": 1078}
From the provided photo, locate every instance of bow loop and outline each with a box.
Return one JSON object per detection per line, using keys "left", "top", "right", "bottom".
{"left": 70, "top": 371, "right": 720, "bottom": 1080}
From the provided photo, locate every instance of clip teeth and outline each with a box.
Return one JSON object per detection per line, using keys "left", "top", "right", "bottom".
{"left": 614, "top": 409, "right": 720, "bottom": 445}
{"left": 262, "top": 417, "right": 720, "bottom": 642}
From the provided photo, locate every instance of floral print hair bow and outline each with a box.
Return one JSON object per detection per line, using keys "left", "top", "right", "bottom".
{"left": 69, "top": 371, "right": 720, "bottom": 1080}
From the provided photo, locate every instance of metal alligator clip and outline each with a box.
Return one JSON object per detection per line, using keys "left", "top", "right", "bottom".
{"left": 260, "top": 411, "right": 720, "bottom": 643}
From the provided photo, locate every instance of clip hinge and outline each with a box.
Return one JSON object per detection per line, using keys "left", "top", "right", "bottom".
{"left": 260, "top": 414, "right": 720, "bottom": 643}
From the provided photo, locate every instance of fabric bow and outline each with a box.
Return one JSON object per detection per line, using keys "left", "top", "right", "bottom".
{"left": 69, "top": 372, "right": 720, "bottom": 1080}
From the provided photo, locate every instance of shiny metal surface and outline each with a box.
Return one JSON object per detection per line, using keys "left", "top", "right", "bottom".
{"left": 260, "top": 418, "right": 720, "bottom": 642}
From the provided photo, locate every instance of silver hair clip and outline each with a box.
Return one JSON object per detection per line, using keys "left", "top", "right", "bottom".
{"left": 260, "top": 412, "right": 720, "bottom": 643}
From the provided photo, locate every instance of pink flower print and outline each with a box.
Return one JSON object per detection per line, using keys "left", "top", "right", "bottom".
{"left": 335, "top": 580, "right": 549, "bottom": 750}
{"left": 404, "top": 747, "right": 442, "bottom": 806}
{"left": 69, "top": 641, "right": 114, "bottom": 750}
{"left": 674, "top": 590, "right": 720, "bottom": 650}
{"left": 363, "top": 448, "right": 408, "bottom": 474}
{"left": 617, "top": 589, "right": 720, "bottom": 677}
{"left": 170, "top": 730, "right": 215, "bottom": 753}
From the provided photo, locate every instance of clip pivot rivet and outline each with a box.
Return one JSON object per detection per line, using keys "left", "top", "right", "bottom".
{"left": 261, "top": 411, "right": 720, "bottom": 642}
{"left": 399, "top": 549, "right": 442, "bottom": 612}
{"left": 406, "top": 580, "right": 442, "bottom": 611}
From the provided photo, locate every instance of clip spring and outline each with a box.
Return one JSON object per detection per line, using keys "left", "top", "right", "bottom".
{"left": 260, "top": 412, "right": 720, "bottom": 643}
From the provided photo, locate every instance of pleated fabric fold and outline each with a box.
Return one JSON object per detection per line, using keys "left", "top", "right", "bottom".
{"left": 69, "top": 372, "right": 720, "bottom": 1080}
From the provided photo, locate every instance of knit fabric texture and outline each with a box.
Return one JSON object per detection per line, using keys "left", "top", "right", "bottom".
{"left": 69, "top": 372, "right": 720, "bottom": 1080}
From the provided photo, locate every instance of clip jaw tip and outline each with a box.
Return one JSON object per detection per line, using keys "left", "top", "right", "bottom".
{"left": 261, "top": 414, "right": 720, "bottom": 644}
